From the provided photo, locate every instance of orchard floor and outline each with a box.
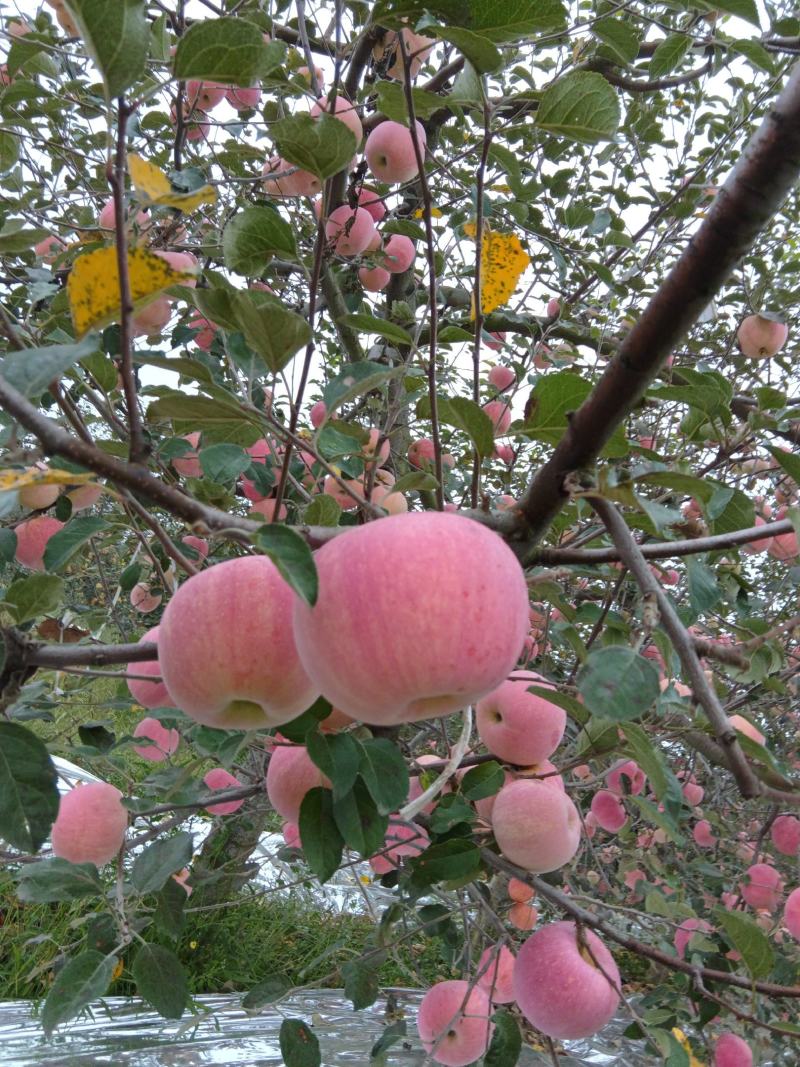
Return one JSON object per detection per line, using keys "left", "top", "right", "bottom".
{"left": 0, "top": 989, "right": 660, "bottom": 1065}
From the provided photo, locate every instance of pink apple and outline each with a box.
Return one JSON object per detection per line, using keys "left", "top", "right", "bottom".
{"left": 546, "top": 297, "right": 561, "bottom": 318}
{"left": 186, "top": 80, "right": 226, "bottom": 111}
{"left": 365, "top": 120, "right": 426, "bottom": 184}
{"left": 132, "top": 296, "right": 172, "bottom": 337}
{"left": 310, "top": 93, "right": 363, "bottom": 143}
{"left": 693, "top": 819, "right": 716, "bottom": 848}
{"left": 34, "top": 233, "right": 66, "bottom": 261}
{"left": 181, "top": 535, "right": 209, "bottom": 559}
{"left": 18, "top": 467, "right": 60, "bottom": 510}
{"left": 383, "top": 234, "right": 415, "bottom": 273}
{"left": 488, "top": 365, "right": 515, "bottom": 391}
{"left": 292, "top": 512, "right": 529, "bottom": 725}
{"left": 728, "top": 715, "right": 765, "bottom": 745}
{"left": 674, "top": 917, "right": 712, "bottom": 959}
{"left": 590, "top": 790, "right": 627, "bottom": 833}
{"left": 325, "top": 205, "right": 376, "bottom": 256}
{"left": 741, "top": 862, "right": 784, "bottom": 912}
{"left": 159, "top": 557, "right": 319, "bottom": 730}
{"left": 127, "top": 626, "right": 175, "bottom": 709}
{"left": 133, "top": 717, "right": 180, "bottom": 762}
{"left": 714, "top": 1032, "right": 753, "bottom": 1067}
{"left": 369, "top": 818, "right": 429, "bottom": 874}
{"left": 188, "top": 314, "right": 217, "bottom": 351}
{"left": 513, "top": 921, "right": 620, "bottom": 1039}
{"left": 417, "top": 980, "right": 494, "bottom": 1067}
{"left": 51, "top": 783, "right": 128, "bottom": 866}
{"left": 475, "top": 670, "right": 565, "bottom": 765}
{"left": 310, "top": 400, "right": 327, "bottom": 428}
{"left": 476, "top": 945, "right": 515, "bottom": 1003}
{"left": 492, "top": 778, "right": 581, "bottom": 873}
{"left": 226, "top": 85, "right": 262, "bottom": 110}
{"left": 482, "top": 399, "right": 511, "bottom": 435}
{"left": 508, "top": 876, "right": 534, "bottom": 903}
{"left": 742, "top": 515, "right": 774, "bottom": 555}
{"left": 130, "top": 582, "right": 161, "bottom": 614}
{"left": 771, "top": 814, "right": 800, "bottom": 856}
{"left": 153, "top": 250, "right": 198, "bottom": 287}
{"left": 737, "top": 314, "right": 788, "bottom": 358}
{"left": 98, "top": 197, "right": 149, "bottom": 231}
{"left": 768, "top": 507, "right": 799, "bottom": 561}
{"left": 509, "top": 902, "right": 539, "bottom": 930}
{"left": 266, "top": 739, "right": 330, "bottom": 823}
{"left": 359, "top": 186, "right": 386, "bottom": 221}
{"left": 203, "top": 768, "right": 245, "bottom": 814}
{"left": 784, "top": 886, "right": 800, "bottom": 940}
{"left": 359, "top": 265, "right": 391, "bottom": 291}
{"left": 172, "top": 431, "right": 202, "bottom": 477}
{"left": 683, "top": 781, "right": 705, "bottom": 806}
{"left": 14, "top": 516, "right": 64, "bottom": 570}
{"left": 282, "top": 821, "right": 302, "bottom": 850}
{"left": 606, "top": 759, "right": 646, "bottom": 796}
{"left": 262, "top": 156, "right": 322, "bottom": 198}
{"left": 67, "top": 483, "right": 103, "bottom": 510}
{"left": 250, "top": 498, "right": 288, "bottom": 521}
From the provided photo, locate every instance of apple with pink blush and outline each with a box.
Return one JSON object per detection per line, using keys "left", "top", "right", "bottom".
{"left": 266, "top": 738, "right": 330, "bottom": 823}
{"left": 369, "top": 818, "right": 429, "bottom": 874}
{"left": 590, "top": 790, "right": 627, "bottom": 833}
{"left": 513, "top": 922, "right": 620, "bottom": 1039}
{"left": 359, "top": 265, "right": 391, "bottom": 291}
{"left": 127, "top": 627, "right": 174, "bottom": 709}
{"left": 325, "top": 205, "right": 376, "bottom": 256}
{"left": 488, "top": 365, "right": 515, "bottom": 391}
{"left": 130, "top": 582, "right": 162, "bottom": 614}
{"left": 483, "top": 399, "right": 512, "bottom": 435}
{"left": 226, "top": 85, "right": 262, "bottom": 110}
{"left": 133, "top": 717, "right": 180, "bottom": 762}
{"left": 310, "top": 93, "right": 363, "bottom": 143}
{"left": 475, "top": 945, "right": 515, "bottom": 1003}
{"left": 365, "top": 119, "right": 426, "bottom": 184}
{"left": 203, "top": 768, "right": 245, "bottom": 814}
{"left": 693, "top": 819, "right": 716, "bottom": 848}
{"left": 674, "top": 917, "right": 712, "bottom": 958}
{"left": 740, "top": 862, "right": 784, "bottom": 912}
{"left": 491, "top": 778, "right": 581, "bottom": 873}
{"left": 475, "top": 670, "right": 565, "bottom": 766}
{"left": 784, "top": 887, "right": 800, "bottom": 940}
{"left": 51, "top": 783, "right": 128, "bottom": 866}
{"left": 159, "top": 556, "right": 319, "bottom": 730}
{"left": 292, "top": 512, "right": 529, "bottom": 726}
{"left": 383, "top": 234, "right": 415, "bottom": 273}
{"left": 771, "top": 814, "right": 800, "bottom": 855}
{"left": 417, "top": 980, "right": 493, "bottom": 1067}
{"left": 714, "top": 1032, "right": 753, "bottom": 1067}
{"left": 737, "top": 313, "right": 788, "bottom": 359}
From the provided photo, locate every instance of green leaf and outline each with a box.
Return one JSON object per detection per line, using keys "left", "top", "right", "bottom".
{"left": 252, "top": 524, "right": 318, "bottom": 607}
{"left": 333, "top": 780, "right": 388, "bottom": 857}
{"left": 621, "top": 722, "right": 683, "bottom": 826}
{"left": 460, "top": 761, "right": 505, "bottom": 801}
{"left": 519, "top": 371, "right": 627, "bottom": 456}
{"left": 341, "top": 957, "right": 381, "bottom": 1010}
{"left": 321, "top": 361, "right": 403, "bottom": 415}
{"left": 648, "top": 35, "right": 691, "bottom": 79}
{"left": 132, "top": 943, "right": 188, "bottom": 1020}
{"left": 409, "top": 839, "right": 481, "bottom": 887}
{"left": 0, "top": 722, "right": 59, "bottom": 852}
{"left": 242, "top": 974, "right": 291, "bottom": 1009}
{"left": 768, "top": 446, "right": 800, "bottom": 485}
{"left": 709, "top": 486, "right": 754, "bottom": 536}
{"left": 130, "top": 832, "right": 194, "bottom": 895}
{"left": 685, "top": 557, "right": 720, "bottom": 617}
{"left": 435, "top": 27, "right": 502, "bottom": 73}
{"left": 358, "top": 738, "right": 410, "bottom": 815}
{"left": 391, "top": 471, "right": 439, "bottom": 493}
{"left": 222, "top": 207, "right": 297, "bottom": 275}
{"left": 303, "top": 494, "right": 341, "bottom": 526}
{"left": 298, "top": 787, "right": 344, "bottom": 883}
{"left": 594, "top": 19, "right": 641, "bottom": 66}
{"left": 370, "top": 1019, "right": 407, "bottom": 1060}
{"left": 147, "top": 393, "right": 256, "bottom": 426}
{"left": 415, "top": 394, "right": 495, "bottom": 458}
{"left": 42, "top": 516, "right": 108, "bottom": 572}
{"left": 5, "top": 573, "right": 65, "bottom": 624}
{"left": 42, "top": 950, "right": 116, "bottom": 1036}
{"left": 0, "top": 218, "right": 49, "bottom": 254}
{"left": 374, "top": 80, "right": 446, "bottom": 123}
{"left": 153, "top": 876, "right": 187, "bottom": 941}
{"left": 536, "top": 71, "right": 621, "bottom": 144}
{"left": 468, "top": 0, "right": 567, "bottom": 39}
{"left": 0, "top": 335, "right": 99, "bottom": 397}
{"left": 198, "top": 443, "right": 250, "bottom": 483}
{"left": 0, "top": 527, "right": 17, "bottom": 563}
{"left": 279, "top": 1018, "right": 321, "bottom": 1067}
{"left": 173, "top": 17, "right": 266, "bottom": 84}
{"left": 272, "top": 112, "right": 358, "bottom": 180}
{"left": 16, "top": 858, "right": 104, "bottom": 903}
{"left": 306, "top": 731, "right": 361, "bottom": 800}
{"left": 428, "top": 793, "right": 475, "bottom": 833}
{"left": 577, "top": 646, "right": 661, "bottom": 721}
{"left": 484, "top": 1008, "right": 523, "bottom": 1066}
{"left": 339, "top": 313, "right": 414, "bottom": 347}
{"left": 714, "top": 907, "right": 775, "bottom": 978}
{"left": 699, "top": 0, "right": 759, "bottom": 26}
{"left": 66, "top": 0, "right": 147, "bottom": 98}
{"left": 231, "top": 292, "right": 312, "bottom": 373}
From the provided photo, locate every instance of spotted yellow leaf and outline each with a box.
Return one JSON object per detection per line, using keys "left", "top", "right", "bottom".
{"left": 463, "top": 221, "right": 478, "bottom": 238}
{"left": 0, "top": 469, "right": 95, "bottom": 492}
{"left": 128, "top": 154, "right": 216, "bottom": 212}
{"left": 414, "top": 206, "right": 443, "bottom": 218}
{"left": 468, "top": 226, "right": 531, "bottom": 318}
{"left": 68, "top": 246, "right": 195, "bottom": 336}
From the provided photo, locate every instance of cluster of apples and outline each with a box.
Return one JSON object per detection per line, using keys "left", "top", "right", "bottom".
{"left": 12, "top": 466, "right": 103, "bottom": 570}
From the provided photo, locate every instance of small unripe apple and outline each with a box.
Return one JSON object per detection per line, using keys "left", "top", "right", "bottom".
{"left": 310, "top": 93, "right": 363, "bottom": 143}
{"left": 292, "top": 512, "right": 530, "bottom": 725}
{"left": 133, "top": 717, "right": 180, "bottom": 762}
{"left": 203, "top": 768, "right": 245, "bottom": 814}
{"left": 737, "top": 314, "right": 788, "bottom": 359}
{"left": 51, "top": 783, "right": 128, "bottom": 866}
{"left": 383, "top": 234, "right": 415, "bottom": 273}
{"left": 325, "top": 205, "right": 376, "bottom": 256}
{"left": 365, "top": 120, "right": 426, "bottom": 184}
{"left": 513, "top": 922, "right": 620, "bottom": 1039}
{"left": 159, "top": 557, "right": 319, "bottom": 730}
{"left": 417, "top": 980, "right": 494, "bottom": 1067}
{"left": 14, "top": 516, "right": 64, "bottom": 570}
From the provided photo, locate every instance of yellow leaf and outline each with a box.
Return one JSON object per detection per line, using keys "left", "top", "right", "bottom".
{"left": 68, "top": 246, "right": 194, "bottom": 336}
{"left": 671, "top": 1028, "right": 705, "bottom": 1066}
{"left": 462, "top": 221, "right": 477, "bottom": 238}
{"left": 468, "top": 227, "right": 531, "bottom": 318}
{"left": 0, "top": 469, "right": 95, "bottom": 492}
{"left": 413, "top": 206, "right": 443, "bottom": 218}
{"left": 128, "top": 154, "right": 216, "bottom": 212}
{"left": 111, "top": 959, "right": 124, "bottom": 982}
